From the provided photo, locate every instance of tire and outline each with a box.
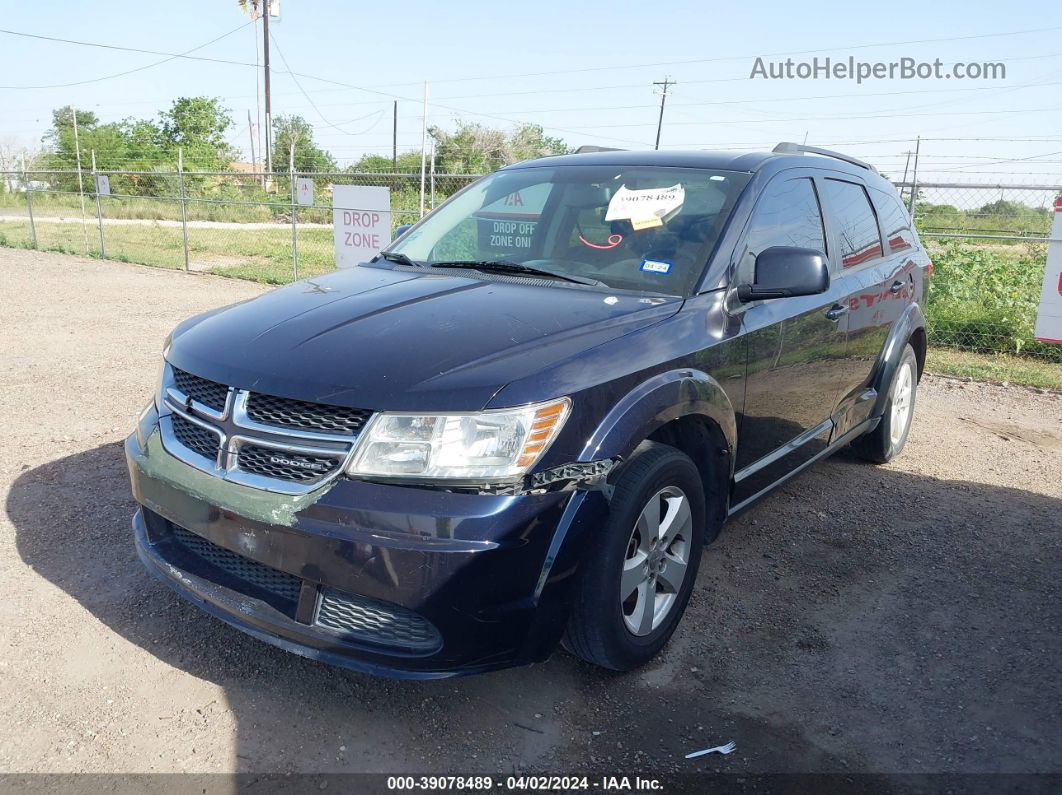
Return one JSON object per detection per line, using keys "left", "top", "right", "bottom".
{"left": 563, "top": 441, "right": 706, "bottom": 671}
{"left": 851, "top": 343, "right": 919, "bottom": 464}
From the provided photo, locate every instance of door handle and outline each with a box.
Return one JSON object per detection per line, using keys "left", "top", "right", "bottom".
{"left": 824, "top": 304, "right": 849, "bottom": 321}
{"left": 889, "top": 279, "right": 905, "bottom": 294}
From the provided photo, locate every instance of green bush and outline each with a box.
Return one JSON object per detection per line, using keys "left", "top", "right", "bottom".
{"left": 925, "top": 242, "right": 1061, "bottom": 362}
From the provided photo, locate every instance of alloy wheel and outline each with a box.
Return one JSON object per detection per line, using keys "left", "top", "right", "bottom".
{"left": 620, "top": 486, "right": 693, "bottom": 636}
{"left": 890, "top": 360, "right": 915, "bottom": 447}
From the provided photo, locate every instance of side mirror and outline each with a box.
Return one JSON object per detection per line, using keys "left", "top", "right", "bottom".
{"left": 737, "top": 246, "right": 829, "bottom": 302}
{"left": 394, "top": 223, "right": 413, "bottom": 239}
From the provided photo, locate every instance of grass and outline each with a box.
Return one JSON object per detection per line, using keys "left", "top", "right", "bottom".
{"left": 1, "top": 219, "right": 1060, "bottom": 390}
{"left": 926, "top": 349, "right": 1062, "bottom": 391}
{"left": 0, "top": 218, "right": 338, "bottom": 283}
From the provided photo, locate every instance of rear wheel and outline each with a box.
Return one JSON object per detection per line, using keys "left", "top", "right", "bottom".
{"left": 563, "top": 442, "right": 705, "bottom": 671}
{"left": 851, "top": 343, "right": 918, "bottom": 464}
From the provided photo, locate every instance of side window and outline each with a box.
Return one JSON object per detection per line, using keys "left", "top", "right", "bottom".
{"left": 739, "top": 177, "right": 825, "bottom": 282}
{"left": 871, "top": 187, "right": 915, "bottom": 254}
{"left": 821, "top": 179, "right": 884, "bottom": 267}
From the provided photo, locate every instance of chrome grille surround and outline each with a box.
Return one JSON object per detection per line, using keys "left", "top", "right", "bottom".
{"left": 158, "top": 363, "right": 367, "bottom": 494}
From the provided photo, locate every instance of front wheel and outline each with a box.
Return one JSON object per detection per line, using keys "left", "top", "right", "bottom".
{"left": 563, "top": 441, "right": 705, "bottom": 671}
{"left": 851, "top": 342, "right": 919, "bottom": 464}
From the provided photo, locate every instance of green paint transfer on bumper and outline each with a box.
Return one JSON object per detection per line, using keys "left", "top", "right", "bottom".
{"left": 128, "top": 427, "right": 333, "bottom": 527}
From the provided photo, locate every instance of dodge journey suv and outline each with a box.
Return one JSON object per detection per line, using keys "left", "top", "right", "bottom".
{"left": 127, "top": 143, "right": 930, "bottom": 677}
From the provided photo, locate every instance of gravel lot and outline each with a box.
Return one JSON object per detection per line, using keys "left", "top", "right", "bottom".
{"left": 1, "top": 248, "right": 1060, "bottom": 778}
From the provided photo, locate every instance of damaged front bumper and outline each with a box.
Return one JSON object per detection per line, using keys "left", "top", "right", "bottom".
{"left": 126, "top": 404, "right": 610, "bottom": 678}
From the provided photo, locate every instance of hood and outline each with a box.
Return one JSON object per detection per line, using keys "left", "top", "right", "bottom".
{"left": 167, "top": 265, "right": 681, "bottom": 411}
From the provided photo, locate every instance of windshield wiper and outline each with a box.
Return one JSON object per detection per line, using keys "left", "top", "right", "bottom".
{"left": 429, "top": 260, "right": 604, "bottom": 286}
{"left": 378, "top": 251, "right": 421, "bottom": 268}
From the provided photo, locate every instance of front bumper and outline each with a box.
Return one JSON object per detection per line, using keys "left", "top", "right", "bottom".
{"left": 126, "top": 408, "right": 608, "bottom": 678}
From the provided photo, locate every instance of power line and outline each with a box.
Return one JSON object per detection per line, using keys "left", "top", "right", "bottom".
{"left": 267, "top": 33, "right": 386, "bottom": 137}
{"left": 558, "top": 105, "right": 1062, "bottom": 129}
{"left": 0, "top": 23, "right": 255, "bottom": 89}
{"left": 332, "top": 23, "right": 1062, "bottom": 87}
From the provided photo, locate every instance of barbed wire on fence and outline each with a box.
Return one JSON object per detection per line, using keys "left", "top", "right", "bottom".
{"left": 0, "top": 168, "right": 1059, "bottom": 365}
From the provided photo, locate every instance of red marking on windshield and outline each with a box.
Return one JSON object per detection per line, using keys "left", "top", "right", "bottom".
{"left": 579, "top": 233, "right": 623, "bottom": 250}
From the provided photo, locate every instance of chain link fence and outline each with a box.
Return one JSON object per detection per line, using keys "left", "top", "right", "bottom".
{"left": 892, "top": 181, "right": 1060, "bottom": 367}
{"left": 0, "top": 167, "right": 478, "bottom": 283}
{"left": 1, "top": 169, "right": 1059, "bottom": 369}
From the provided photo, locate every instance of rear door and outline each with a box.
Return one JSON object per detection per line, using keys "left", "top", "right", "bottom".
{"left": 731, "top": 174, "right": 852, "bottom": 506}
{"left": 817, "top": 177, "right": 895, "bottom": 434}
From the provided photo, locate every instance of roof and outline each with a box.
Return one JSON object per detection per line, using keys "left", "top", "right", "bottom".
{"left": 505, "top": 149, "right": 775, "bottom": 172}
{"left": 505, "top": 147, "right": 884, "bottom": 184}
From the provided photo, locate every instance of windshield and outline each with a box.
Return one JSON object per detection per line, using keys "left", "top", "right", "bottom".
{"left": 387, "top": 165, "right": 751, "bottom": 295}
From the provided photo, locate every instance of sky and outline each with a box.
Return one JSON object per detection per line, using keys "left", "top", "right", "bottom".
{"left": 2, "top": 0, "right": 1062, "bottom": 184}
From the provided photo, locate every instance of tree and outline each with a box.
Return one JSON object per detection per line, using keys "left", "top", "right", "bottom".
{"left": 271, "top": 115, "right": 336, "bottom": 172}
{"left": 429, "top": 122, "right": 570, "bottom": 174}
{"left": 0, "top": 137, "right": 34, "bottom": 192}
{"left": 350, "top": 151, "right": 424, "bottom": 173}
{"left": 159, "top": 97, "right": 237, "bottom": 170}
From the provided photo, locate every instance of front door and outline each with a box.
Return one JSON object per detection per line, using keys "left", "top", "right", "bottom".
{"left": 731, "top": 175, "right": 850, "bottom": 506}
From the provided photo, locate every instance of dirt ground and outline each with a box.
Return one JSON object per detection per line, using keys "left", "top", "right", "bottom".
{"left": 1, "top": 249, "right": 1060, "bottom": 778}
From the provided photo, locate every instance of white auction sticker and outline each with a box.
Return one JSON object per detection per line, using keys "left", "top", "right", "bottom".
{"left": 605, "top": 184, "right": 685, "bottom": 224}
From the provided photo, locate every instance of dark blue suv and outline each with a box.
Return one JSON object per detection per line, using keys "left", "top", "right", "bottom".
{"left": 126, "top": 144, "right": 929, "bottom": 677}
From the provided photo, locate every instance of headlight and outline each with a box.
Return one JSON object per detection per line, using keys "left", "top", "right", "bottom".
{"left": 347, "top": 398, "right": 571, "bottom": 481}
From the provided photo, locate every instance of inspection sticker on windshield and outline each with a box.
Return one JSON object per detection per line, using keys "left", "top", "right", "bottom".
{"left": 606, "top": 184, "right": 685, "bottom": 224}
{"left": 641, "top": 259, "right": 672, "bottom": 274}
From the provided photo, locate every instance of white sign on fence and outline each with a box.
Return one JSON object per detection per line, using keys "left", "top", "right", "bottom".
{"left": 1034, "top": 195, "right": 1062, "bottom": 345}
{"left": 94, "top": 175, "right": 110, "bottom": 196}
{"left": 296, "top": 177, "right": 314, "bottom": 207}
{"left": 332, "top": 185, "right": 391, "bottom": 269}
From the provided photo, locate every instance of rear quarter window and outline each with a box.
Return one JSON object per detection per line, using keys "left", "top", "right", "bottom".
{"left": 871, "top": 187, "right": 916, "bottom": 254}
{"left": 821, "top": 179, "right": 884, "bottom": 268}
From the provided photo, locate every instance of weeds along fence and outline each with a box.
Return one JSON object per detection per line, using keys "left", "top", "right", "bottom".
{"left": 0, "top": 167, "right": 478, "bottom": 284}
{"left": 893, "top": 180, "right": 1060, "bottom": 365}
{"left": 0, "top": 168, "right": 1059, "bottom": 364}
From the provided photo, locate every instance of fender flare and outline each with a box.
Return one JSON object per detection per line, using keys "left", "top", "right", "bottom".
{"left": 870, "top": 302, "right": 926, "bottom": 418}
{"left": 577, "top": 368, "right": 738, "bottom": 471}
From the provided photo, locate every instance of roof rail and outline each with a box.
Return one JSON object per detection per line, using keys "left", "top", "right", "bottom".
{"left": 772, "top": 142, "right": 878, "bottom": 173}
{"left": 574, "top": 145, "right": 626, "bottom": 154}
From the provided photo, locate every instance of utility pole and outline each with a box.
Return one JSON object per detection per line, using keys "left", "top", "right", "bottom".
{"left": 247, "top": 109, "right": 257, "bottom": 175}
{"left": 70, "top": 105, "right": 90, "bottom": 251}
{"left": 419, "top": 81, "right": 428, "bottom": 217}
{"left": 252, "top": 14, "right": 262, "bottom": 183}
{"left": 263, "top": 0, "right": 272, "bottom": 177}
{"left": 900, "top": 149, "right": 913, "bottom": 205}
{"left": 392, "top": 100, "right": 398, "bottom": 173}
{"left": 907, "top": 136, "right": 921, "bottom": 216}
{"left": 652, "top": 76, "right": 675, "bottom": 151}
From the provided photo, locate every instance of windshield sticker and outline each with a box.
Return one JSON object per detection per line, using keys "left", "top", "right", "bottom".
{"left": 641, "top": 259, "right": 672, "bottom": 274}
{"left": 630, "top": 216, "right": 664, "bottom": 231}
{"left": 605, "top": 184, "right": 685, "bottom": 224}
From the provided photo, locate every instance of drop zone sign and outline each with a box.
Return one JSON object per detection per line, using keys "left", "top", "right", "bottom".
{"left": 1034, "top": 195, "right": 1062, "bottom": 345}
{"left": 333, "top": 185, "right": 391, "bottom": 269}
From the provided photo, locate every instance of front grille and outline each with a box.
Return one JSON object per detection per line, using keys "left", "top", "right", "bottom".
{"left": 246, "top": 393, "right": 370, "bottom": 436}
{"left": 316, "top": 588, "right": 442, "bottom": 651}
{"left": 170, "top": 525, "right": 303, "bottom": 603}
{"left": 171, "top": 414, "right": 220, "bottom": 460}
{"left": 238, "top": 444, "right": 340, "bottom": 482}
{"left": 173, "top": 368, "right": 229, "bottom": 412}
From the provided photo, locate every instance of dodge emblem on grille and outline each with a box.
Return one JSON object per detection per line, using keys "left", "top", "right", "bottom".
{"left": 268, "top": 454, "right": 329, "bottom": 472}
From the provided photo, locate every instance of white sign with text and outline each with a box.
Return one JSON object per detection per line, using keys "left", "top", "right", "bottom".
{"left": 296, "top": 177, "right": 314, "bottom": 207}
{"left": 332, "top": 185, "right": 391, "bottom": 269}
{"left": 1035, "top": 196, "right": 1062, "bottom": 345}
